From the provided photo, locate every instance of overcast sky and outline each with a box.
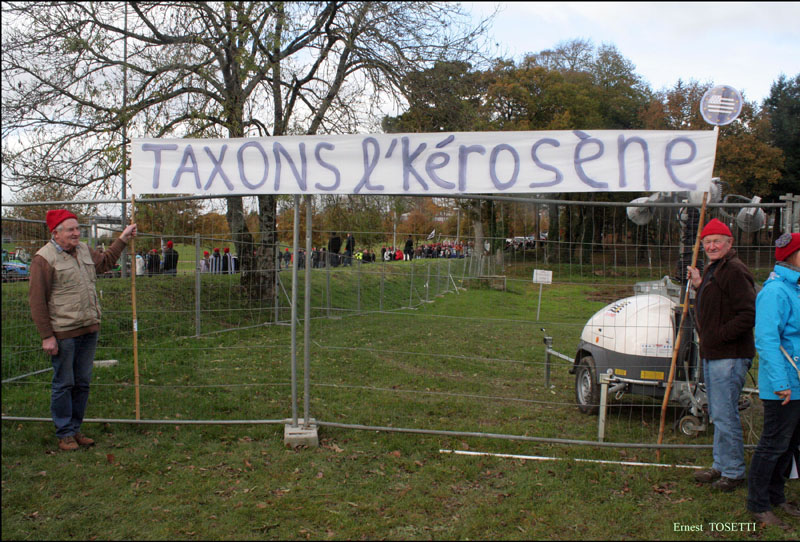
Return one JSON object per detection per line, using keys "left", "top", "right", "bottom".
{"left": 466, "top": 1, "right": 800, "bottom": 104}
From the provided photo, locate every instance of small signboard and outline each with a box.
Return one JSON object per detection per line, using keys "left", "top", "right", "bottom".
{"left": 532, "top": 269, "right": 553, "bottom": 321}
{"left": 533, "top": 269, "right": 553, "bottom": 284}
{"left": 700, "top": 85, "right": 743, "bottom": 126}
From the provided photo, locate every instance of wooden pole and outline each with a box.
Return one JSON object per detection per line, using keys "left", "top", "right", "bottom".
{"left": 656, "top": 192, "right": 708, "bottom": 458}
{"left": 130, "top": 194, "right": 140, "bottom": 420}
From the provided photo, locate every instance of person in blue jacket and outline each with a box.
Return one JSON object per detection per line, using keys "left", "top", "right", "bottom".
{"left": 747, "top": 232, "right": 800, "bottom": 528}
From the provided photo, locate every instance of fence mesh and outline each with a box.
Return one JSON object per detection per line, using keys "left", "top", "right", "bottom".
{"left": 2, "top": 195, "right": 794, "bottom": 458}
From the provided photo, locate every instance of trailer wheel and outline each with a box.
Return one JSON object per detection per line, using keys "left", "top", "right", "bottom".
{"left": 678, "top": 415, "right": 701, "bottom": 437}
{"left": 575, "top": 355, "right": 600, "bottom": 415}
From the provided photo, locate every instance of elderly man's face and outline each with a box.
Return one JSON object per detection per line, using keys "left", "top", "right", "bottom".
{"left": 702, "top": 234, "right": 733, "bottom": 262}
{"left": 52, "top": 218, "right": 81, "bottom": 251}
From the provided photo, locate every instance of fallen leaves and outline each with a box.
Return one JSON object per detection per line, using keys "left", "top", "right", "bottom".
{"left": 652, "top": 483, "right": 674, "bottom": 495}
{"left": 653, "top": 482, "right": 692, "bottom": 503}
{"left": 321, "top": 440, "right": 344, "bottom": 453}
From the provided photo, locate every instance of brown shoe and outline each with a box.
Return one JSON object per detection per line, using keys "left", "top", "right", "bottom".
{"left": 73, "top": 432, "right": 95, "bottom": 447}
{"left": 58, "top": 436, "right": 79, "bottom": 451}
{"left": 711, "top": 476, "right": 745, "bottom": 492}
{"left": 693, "top": 468, "right": 721, "bottom": 483}
{"left": 776, "top": 501, "right": 800, "bottom": 518}
{"left": 752, "top": 510, "right": 789, "bottom": 529}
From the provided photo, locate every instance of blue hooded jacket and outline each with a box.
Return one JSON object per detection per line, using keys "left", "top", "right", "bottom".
{"left": 754, "top": 263, "right": 800, "bottom": 400}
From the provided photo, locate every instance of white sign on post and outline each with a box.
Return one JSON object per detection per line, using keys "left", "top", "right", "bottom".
{"left": 532, "top": 269, "right": 553, "bottom": 321}
{"left": 533, "top": 269, "right": 553, "bottom": 284}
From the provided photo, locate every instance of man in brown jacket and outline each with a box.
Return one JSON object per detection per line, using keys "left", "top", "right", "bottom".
{"left": 687, "top": 218, "right": 756, "bottom": 491}
{"left": 29, "top": 209, "right": 137, "bottom": 451}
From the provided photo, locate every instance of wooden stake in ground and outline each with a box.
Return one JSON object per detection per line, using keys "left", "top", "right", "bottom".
{"left": 656, "top": 192, "right": 708, "bottom": 458}
{"left": 130, "top": 194, "right": 140, "bottom": 420}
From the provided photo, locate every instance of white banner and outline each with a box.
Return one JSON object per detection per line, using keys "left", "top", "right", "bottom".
{"left": 131, "top": 130, "right": 718, "bottom": 195}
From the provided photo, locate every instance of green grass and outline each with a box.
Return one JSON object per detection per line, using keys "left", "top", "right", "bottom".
{"left": 2, "top": 260, "right": 794, "bottom": 540}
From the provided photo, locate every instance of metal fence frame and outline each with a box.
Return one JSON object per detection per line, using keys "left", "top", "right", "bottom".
{"left": 2, "top": 193, "right": 798, "bottom": 450}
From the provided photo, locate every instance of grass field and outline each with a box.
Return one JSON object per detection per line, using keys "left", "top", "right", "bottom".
{"left": 2, "top": 258, "right": 796, "bottom": 540}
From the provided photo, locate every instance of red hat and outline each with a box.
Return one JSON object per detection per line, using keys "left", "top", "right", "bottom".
{"left": 46, "top": 209, "right": 78, "bottom": 232}
{"left": 203, "top": 251, "right": 210, "bottom": 257}
{"left": 167, "top": 240, "right": 173, "bottom": 248}
{"left": 775, "top": 232, "right": 800, "bottom": 262}
{"left": 214, "top": 248, "right": 220, "bottom": 253}
{"left": 700, "top": 218, "right": 732, "bottom": 239}
{"left": 224, "top": 247, "right": 229, "bottom": 253}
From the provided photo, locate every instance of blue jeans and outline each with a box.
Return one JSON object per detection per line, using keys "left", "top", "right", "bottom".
{"left": 703, "top": 357, "right": 751, "bottom": 479}
{"left": 747, "top": 400, "right": 800, "bottom": 513}
{"left": 51, "top": 332, "right": 98, "bottom": 438}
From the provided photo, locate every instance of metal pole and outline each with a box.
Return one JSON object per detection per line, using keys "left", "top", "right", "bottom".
{"left": 537, "top": 283, "right": 543, "bottom": 321}
{"left": 598, "top": 371, "right": 611, "bottom": 442}
{"left": 409, "top": 257, "right": 415, "bottom": 307}
{"left": 357, "top": 258, "right": 362, "bottom": 312}
{"left": 303, "top": 195, "right": 313, "bottom": 428}
{"left": 290, "top": 195, "right": 300, "bottom": 426}
{"left": 195, "top": 234, "right": 201, "bottom": 337}
{"left": 544, "top": 342, "right": 552, "bottom": 390}
{"left": 274, "top": 244, "right": 280, "bottom": 323}
{"left": 380, "top": 258, "right": 385, "bottom": 311}
{"left": 447, "top": 260, "right": 451, "bottom": 292}
{"left": 426, "top": 262, "right": 431, "bottom": 302}
{"left": 326, "top": 255, "right": 332, "bottom": 317}
{"left": 130, "top": 195, "right": 140, "bottom": 419}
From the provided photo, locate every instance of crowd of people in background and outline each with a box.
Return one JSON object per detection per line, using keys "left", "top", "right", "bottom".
{"left": 135, "top": 240, "right": 240, "bottom": 276}
{"left": 131, "top": 234, "right": 474, "bottom": 277}
{"left": 275, "top": 234, "right": 470, "bottom": 271}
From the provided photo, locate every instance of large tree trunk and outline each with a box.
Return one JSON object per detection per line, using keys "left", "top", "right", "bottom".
{"left": 225, "top": 195, "right": 274, "bottom": 302}
{"left": 468, "top": 199, "right": 485, "bottom": 256}
{"left": 246, "top": 195, "right": 278, "bottom": 301}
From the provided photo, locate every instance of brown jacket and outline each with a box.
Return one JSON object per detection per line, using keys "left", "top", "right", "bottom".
{"left": 694, "top": 248, "right": 756, "bottom": 360}
{"left": 29, "top": 238, "right": 127, "bottom": 340}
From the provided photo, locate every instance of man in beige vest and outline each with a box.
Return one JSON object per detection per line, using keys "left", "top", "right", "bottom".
{"left": 29, "top": 209, "right": 137, "bottom": 451}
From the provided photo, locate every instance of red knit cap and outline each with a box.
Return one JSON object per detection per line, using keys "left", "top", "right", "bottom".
{"left": 775, "top": 232, "right": 800, "bottom": 262}
{"left": 167, "top": 240, "right": 173, "bottom": 248}
{"left": 700, "top": 218, "right": 732, "bottom": 239}
{"left": 203, "top": 251, "right": 210, "bottom": 257}
{"left": 224, "top": 247, "right": 229, "bottom": 253}
{"left": 214, "top": 248, "right": 220, "bottom": 253}
{"left": 46, "top": 209, "right": 78, "bottom": 232}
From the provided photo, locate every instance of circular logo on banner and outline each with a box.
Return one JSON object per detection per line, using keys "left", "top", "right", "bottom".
{"left": 700, "top": 85, "right": 743, "bottom": 126}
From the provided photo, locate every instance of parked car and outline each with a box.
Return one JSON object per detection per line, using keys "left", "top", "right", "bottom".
{"left": 2, "top": 261, "right": 29, "bottom": 282}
